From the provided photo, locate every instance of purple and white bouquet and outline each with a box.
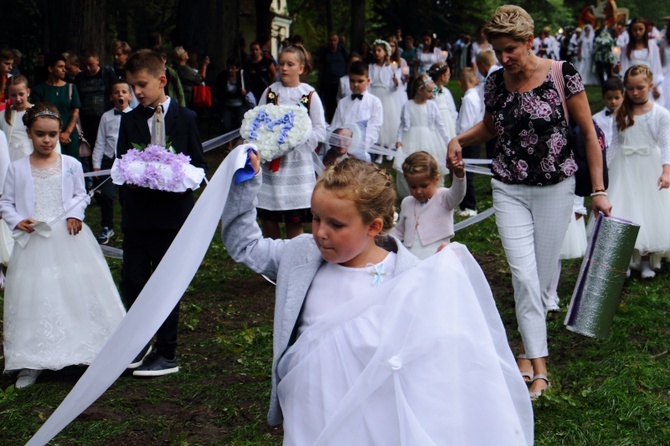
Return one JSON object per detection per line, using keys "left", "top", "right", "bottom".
{"left": 240, "top": 104, "right": 311, "bottom": 162}
{"left": 111, "top": 144, "right": 206, "bottom": 192}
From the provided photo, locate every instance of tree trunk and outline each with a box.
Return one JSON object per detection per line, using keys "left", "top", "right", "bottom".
{"left": 254, "top": 0, "right": 273, "bottom": 43}
{"left": 350, "top": 0, "right": 366, "bottom": 55}
{"left": 210, "top": 0, "right": 241, "bottom": 73}
{"left": 326, "top": 0, "right": 334, "bottom": 36}
{"left": 42, "top": 0, "right": 108, "bottom": 57}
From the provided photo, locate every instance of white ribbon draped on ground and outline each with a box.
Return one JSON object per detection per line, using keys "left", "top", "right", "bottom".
{"left": 25, "top": 145, "right": 253, "bottom": 446}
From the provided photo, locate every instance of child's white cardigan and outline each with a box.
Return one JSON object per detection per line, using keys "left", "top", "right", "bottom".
{"left": 0, "top": 155, "right": 89, "bottom": 230}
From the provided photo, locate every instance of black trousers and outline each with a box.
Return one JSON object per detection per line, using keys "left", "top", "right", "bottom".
{"left": 94, "top": 156, "right": 118, "bottom": 229}
{"left": 121, "top": 228, "right": 181, "bottom": 358}
{"left": 460, "top": 145, "right": 480, "bottom": 210}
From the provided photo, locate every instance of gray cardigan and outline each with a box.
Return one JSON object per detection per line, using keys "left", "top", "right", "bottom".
{"left": 221, "top": 173, "right": 420, "bottom": 425}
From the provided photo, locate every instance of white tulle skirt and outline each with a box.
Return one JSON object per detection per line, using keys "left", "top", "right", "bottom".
{"left": 276, "top": 243, "right": 533, "bottom": 446}
{"left": 370, "top": 85, "right": 401, "bottom": 148}
{"left": 607, "top": 147, "right": 670, "bottom": 255}
{"left": 393, "top": 125, "right": 449, "bottom": 176}
{"left": 560, "top": 212, "right": 587, "bottom": 260}
{"left": 3, "top": 220, "right": 126, "bottom": 372}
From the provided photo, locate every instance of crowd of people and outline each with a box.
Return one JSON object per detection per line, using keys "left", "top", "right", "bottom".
{"left": 1, "top": 4, "right": 669, "bottom": 444}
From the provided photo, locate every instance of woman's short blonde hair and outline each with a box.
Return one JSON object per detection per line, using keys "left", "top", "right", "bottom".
{"left": 483, "top": 5, "right": 534, "bottom": 43}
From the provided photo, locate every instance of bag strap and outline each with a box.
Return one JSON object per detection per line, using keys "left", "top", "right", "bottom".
{"left": 551, "top": 60, "right": 569, "bottom": 124}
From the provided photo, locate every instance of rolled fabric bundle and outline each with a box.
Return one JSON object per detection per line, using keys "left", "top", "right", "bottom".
{"left": 564, "top": 214, "right": 640, "bottom": 339}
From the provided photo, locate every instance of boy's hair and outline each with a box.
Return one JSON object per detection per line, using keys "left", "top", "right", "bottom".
{"left": 405, "top": 35, "right": 414, "bottom": 43}
{"left": 0, "top": 48, "right": 14, "bottom": 61}
{"left": 110, "top": 40, "right": 132, "bottom": 54}
{"left": 23, "top": 102, "right": 62, "bottom": 128}
{"left": 402, "top": 151, "right": 441, "bottom": 181}
{"left": 348, "top": 60, "right": 368, "bottom": 77}
{"left": 475, "top": 49, "right": 496, "bottom": 68}
{"left": 80, "top": 48, "right": 99, "bottom": 60}
{"left": 317, "top": 158, "right": 396, "bottom": 232}
{"left": 110, "top": 78, "right": 130, "bottom": 91}
{"left": 226, "top": 56, "right": 241, "bottom": 68}
{"left": 125, "top": 49, "right": 166, "bottom": 77}
{"left": 602, "top": 77, "right": 624, "bottom": 96}
{"left": 616, "top": 64, "right": 653, "bottom": 132}
{"left": 459, "top": 67, "right": 478, "bottom": 85}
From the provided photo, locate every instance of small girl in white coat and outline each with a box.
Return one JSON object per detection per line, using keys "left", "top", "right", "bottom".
{"left": 0, "top": 103, "right": 126, "bottom": 389}
{"left": 393, "top": 74, "right": 451, "bottom": 198}
{"left": 391, "top": 151, "right": 465, "bottom": 259}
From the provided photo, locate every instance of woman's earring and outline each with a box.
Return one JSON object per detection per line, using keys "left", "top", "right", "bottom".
{"left": 527, "top": 51, "right": 530, "bottom": 56}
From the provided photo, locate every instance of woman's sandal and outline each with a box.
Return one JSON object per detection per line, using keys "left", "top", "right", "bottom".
{"left": 517, "top": 355, "right": 533, "bottom": 383}
{"left": 529, "top": 374, "right": 550, "bottom": 401}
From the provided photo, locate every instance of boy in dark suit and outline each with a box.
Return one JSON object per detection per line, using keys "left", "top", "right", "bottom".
{"left": 117, "top": 49, "right": 207, "bottom": 376}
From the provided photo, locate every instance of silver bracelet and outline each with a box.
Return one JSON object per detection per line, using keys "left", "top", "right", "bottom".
{"left": 590, "top": 191, "right": 608, "bottom": 197}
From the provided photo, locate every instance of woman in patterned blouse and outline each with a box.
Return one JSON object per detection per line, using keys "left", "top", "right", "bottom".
{"left": 447, "top": 5, "right": 611, "bottom": 401}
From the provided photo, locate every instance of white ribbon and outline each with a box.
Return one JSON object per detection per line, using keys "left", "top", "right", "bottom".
{"left": 26, "top": 145, "right": 253, "bottom": 446}
{"left": 621, "top": 146, "right": 651, "bottom": 156}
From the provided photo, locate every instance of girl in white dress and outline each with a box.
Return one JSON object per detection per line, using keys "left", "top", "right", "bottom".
{"left": 616, "top": 18, "right": 664, "bottom": 103}
{"left": 393, "top": 74, "right": 451, "bottom": 198}
{"left": 428, "top": 62, "right": 458, "bottom": 140}
{"left": 415, "top": 32, "right": 445, "bottom": 75}
{"left": 0, "top": 104, "right": 126, "bottom": 388}
{"left": 607, "top": 65, "right": 670, "bottom": 277}
{"left": 660, "top": 30, "right": 670, "bottom": 110}
{"left": 222, "top": 151, "right": 533, "bottom": 446}
{"left": 575, "top": 24, "right": 598, "bottom": 86}
{"left": 0, "top": 76, "right": 39, "bottom": 162}
{"left": 257, "top": 45, "right": 327, "bottom": 240}
{"left": 368, "top": 40, "right": 401, "bottom": 153}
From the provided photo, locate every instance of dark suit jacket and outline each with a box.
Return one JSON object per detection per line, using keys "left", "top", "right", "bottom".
{"left": 116, "top": 100, "right": 207, "bottom": 230}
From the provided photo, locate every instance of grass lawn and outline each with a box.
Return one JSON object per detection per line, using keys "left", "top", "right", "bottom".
{"left": 0, "top": 84, "right": 668, "bottom": 445}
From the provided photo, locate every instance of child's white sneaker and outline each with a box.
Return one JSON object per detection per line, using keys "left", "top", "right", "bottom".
{"left": 641, "top": 261, "right": 656, "bottom": 279}
{"left": 547, "top": 295, "right": 560, "bottom": 312}
{"left": 16, "top": 369, "right": 42, "bottom": 389}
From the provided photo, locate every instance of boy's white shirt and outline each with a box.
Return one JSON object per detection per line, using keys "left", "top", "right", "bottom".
{"left": 592, "top": 107, "right": 615, "bottom": 149}
{"left": 330, "top": 90, "right": 383, "bottom": 148}
{"left": 457, "top": 87, "right": 483, "bottom": 135}
{"left": 92, "top": 106, "right": 132, "bottom": 169}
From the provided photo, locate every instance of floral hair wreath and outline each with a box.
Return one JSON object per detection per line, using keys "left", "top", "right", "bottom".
{"left": 372, "top": 39, "right": 392, "bottom": 57}
{"left": 428, "top": 62, "right": 449, "bottom": 76}
{"left": 416, "top": 74, "right": 435, "bottom": 90}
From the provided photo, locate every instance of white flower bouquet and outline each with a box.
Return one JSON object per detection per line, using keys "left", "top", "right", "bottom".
{"left": 240, "top": 104, "right": 311, "bottom": 162}
{"left": 111, "top": 144, "right": 206, "bottom": 192}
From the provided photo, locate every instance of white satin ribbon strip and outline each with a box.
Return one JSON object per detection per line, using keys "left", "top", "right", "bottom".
{"left": 454, "top": 207, "right": 495, "bottom": 232}
{"left": 26, "top": 144, "right": 253, "bottom": 446}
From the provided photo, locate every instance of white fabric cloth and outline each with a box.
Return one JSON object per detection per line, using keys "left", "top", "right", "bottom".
{"left": 560, "top": 196, "right": 588, "bottom": 260}
{"left": 336, "top": 74, "right": 351, "bottom": 101}
{"left": 457, "top": 88, "right": 483, "bottom": 134}
{"left": 393, "top": 100, "right": 450, "bottom": 175}
{"left": 298, "top": 252, "right": 397, "bottom": 335}
{"left": 368, "top": 63, "right": 401, "bottom": 147}
{"left": 575, "top": 25, "right": 598, "bottom": 85}
{"left": 92, "top": 106, "right": 130, "bottom": 169}
{"left": 330, "top": 91, "right": 383, "bottom": 149}
{"left": 277, "top": 243, "right": 533, "bottom": 446}
{"left": 0, "top": 108, "right": 33, "bottom": 162}
{"left": 415, "top": 48, "right": 444, "bottom": 75}
{"left": 3, "top": 156, "right": 125, "bottom": 372}
{"left": 0, "top": 130, "right": 9, "bottom": 195}
{"left": 661, "top": 44, "right": 670, "bottom": 110}
{"left": 607, "top": 103, "right": 670, "bottom": 255}
{"left": 432, "top": 87, "right": 458, "bottom": 140}
{"left": 257, "top": 82, "right": 326, "bottom": 211}
{"left": 593, "top": 107, "right": 616, "bottom": 149}
{"left": 492, "top": 176, "right": 575, "bottom": 358}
